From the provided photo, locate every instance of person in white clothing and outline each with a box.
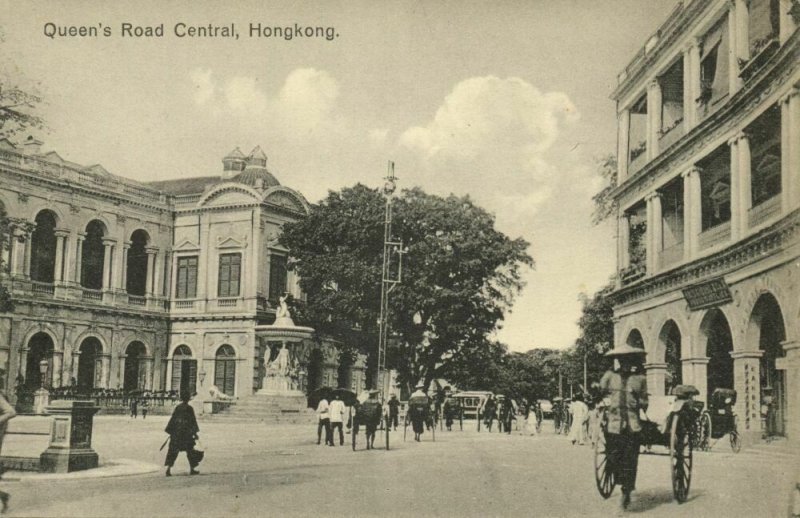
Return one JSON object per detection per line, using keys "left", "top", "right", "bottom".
{"left": 569, "top": 393, "right": 590, "bottom": 445}
{"left": 329, "top": 394, "right": 346, "bottom": 446}
{"left": 316, "top": 397, "right": 332, "bottom": 446}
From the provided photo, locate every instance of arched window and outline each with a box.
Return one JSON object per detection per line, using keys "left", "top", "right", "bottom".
{"left": 701, "top": 309, "right": 734, "bottom": 401}
{"left": 81, "top": 221, "right": 106, "bottom": 290}
{"left": 30, "top": 211, "right": 57, "bottom": 283}
{"left": 214, "top": 345, "right": 236, "bottom": 397}
{"left": 126, "top": 230, "right": 149, "bottom": 296}
{"left": 171, "top": 345, "right": 197, "bottom": 395}
{"left": 659, "top": 320, "right": 682, "bottom": 395}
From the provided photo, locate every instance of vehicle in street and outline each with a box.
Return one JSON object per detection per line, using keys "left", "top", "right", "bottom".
{"left": 693, "top": 388, "right": 741, "bottom": 453}
{"left": 595, "top": 384, "right": 700, "bottom": 504}
{"left": 450, "top": 391, "right": 492, "bottom": 420}
{"left": 538, "top": 399, "right": 553, "bottom": 419}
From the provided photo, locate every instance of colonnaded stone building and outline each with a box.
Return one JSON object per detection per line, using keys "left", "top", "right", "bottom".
{"left": 0, "top": 140, "right": 366, "bottom": 406}
{"left": 609, "top": 0, "right": 799, "bottom": 443}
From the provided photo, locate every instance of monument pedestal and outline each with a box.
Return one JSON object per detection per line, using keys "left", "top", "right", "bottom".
{"left": 40, "top": 400, "right": 100, "bottom": 473}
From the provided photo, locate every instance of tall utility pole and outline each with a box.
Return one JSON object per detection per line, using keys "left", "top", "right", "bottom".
{"left": 376, "top": 161, "right": 403, "bottom": 392}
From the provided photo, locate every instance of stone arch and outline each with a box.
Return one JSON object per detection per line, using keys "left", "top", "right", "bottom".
{"left": 81, "top": 219, "right": 108, "bottom": 290}
{"left": 169, "top": 343, "right": 195, "bottom": 358}
{"left": 126, "top": 229, "right": 151, "bottom": 296}
{"left": 21, "top": 325, "right": 60, "bottom": 353}
{"left": 747, "top": 292, "right": 787, "bottom": 436}
{"left": 24, "top": 331, "right": 55, "bottom": 389}
{"left": 72, "top": 331, "right": 110, "bottom": 355}
{"left": 26, "top": 201, "right": 65, "bottom": 227}
{"left": 699, "top": 307, "right": 735, "bottom": 401}
{"left": 30, "top": 209, "right": 58, "bottom": 283}
{"left": 625, "top": 328, "right": 645, "bottom": 349}
{"left": 198, "top": 183, "right": 261, "bottom": 207}
{"left": 657, "top": 319, "right": 683, "bottom": 393}
{"left": 262, "top": 186, "right": 310, "bottom": 214}
{"left": 76, "top": 336, "right": 104, "bottom": 392}
{"left": 123, "top": 340, "right": 148, "bottom": 392}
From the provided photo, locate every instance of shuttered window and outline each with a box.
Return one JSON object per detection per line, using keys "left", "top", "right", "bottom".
{"left": 218, "top": 253, "right": 241, "bottom": 297}
{"left": 176, "top": 256, "right": 198, "bottom": 299}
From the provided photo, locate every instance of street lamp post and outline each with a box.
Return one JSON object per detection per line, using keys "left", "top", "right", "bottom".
{"left": 34, "top": 358, "right": 50, "bottom": 414}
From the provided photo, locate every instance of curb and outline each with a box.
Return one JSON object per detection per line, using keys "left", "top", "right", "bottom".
{"left": 3, "top": 459, "right": 161, "bottom": 481}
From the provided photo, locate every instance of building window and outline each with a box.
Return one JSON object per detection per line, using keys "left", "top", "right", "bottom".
{"left": 269, "top": 254, "right": 287, "bottom": 302}
{"left": 748, "top": 105, "right": 782, "bottom": 207}
{"left": 214, "top": 344, "right": 236, "bottom": 397}
{"left": 626, "top": 202, "right": 647, "bottom": 271}
{"left": 748, "top": 0, "right": 779, "bottom": 56}
{"left": 700, "top": 145, "right": 732, "bottom": 230}
{"left": 698, "top": 17, "right": 729, "bottom": 115}
{"left": 30, "top": 210, "right": 57, "bottom": 283}
{"left": 218, "top": 253, "right": 241, "bottom": 298}
{"left": 659, "top": 58, "right": 684, "bottom": 138}
{"left": 176, "top": 256, "right": 198, "bottom": 299}
{"left": 628, "top": 94, "right": 648, "bottom": 170}
{"left": 660, "top": 178, "right": 684, "bottom": 249}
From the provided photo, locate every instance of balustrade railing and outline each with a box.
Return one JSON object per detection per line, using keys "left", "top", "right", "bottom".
{"left": 658, "top": 242, "right": 684, "bottom": 270}
{"left": 30, "top": 281, "right": 55, "bottom": 296}
{"left": 748, "top": 195, "right": 781, "bottom": 229}
{"left": 81, "top": 288, "right": 103, "bottom": 301}
{"left": 217, "top": 298, "right": 238, "bottom": 308}
{"left": 127, "top": 294, "right": 147, "bottom": 306}
{"left": 699, "top": 221, "right": 731, "bottom": 250}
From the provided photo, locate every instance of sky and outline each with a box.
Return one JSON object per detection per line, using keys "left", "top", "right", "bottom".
{"left": 1, "top": 0, "right": 679, "bottom": 352}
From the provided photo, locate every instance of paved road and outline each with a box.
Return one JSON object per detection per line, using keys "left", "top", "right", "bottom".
{"left": 4, "top": 416, "right": 796, "bottom": 517}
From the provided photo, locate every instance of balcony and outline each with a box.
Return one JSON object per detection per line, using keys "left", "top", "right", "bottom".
{"left": 699, "top": 221, "right": 731, "bottom": 250}
{"left": 620, "top": 262, "right": 647, "bottom": 285}
{"left": 30, "top": 281, "right": 55, "bottom": 297}
{"left": 81, "top": 288, "right": 103, "bottom": 302}
{"left": 658, "top": 242, "right": 684, "bottom": 270}
{"left": 173, "top": 299, "right": 197, "bottom": 311}
{"left": 629, "top": 143, "right": 648, "bottom": 175}
{"left": 127, "top": 294, "right": 147, "bottom": 306}
{"left": 748, "top": 195, "right": 781, "bottom": 229}
{"left": 216, "top": 298, "right": 239, "bottom": 309}
{"left": 658, "top": 119, "right": 684, "bottom": 151}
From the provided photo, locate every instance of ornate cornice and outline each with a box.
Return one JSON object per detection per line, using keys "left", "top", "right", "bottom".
{"left": 611, "top": 209, "right": 800, "bottom": 308}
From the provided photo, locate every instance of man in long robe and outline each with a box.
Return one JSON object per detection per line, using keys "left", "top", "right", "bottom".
{"left": 407, "top": 383, "right": 429, "bottom": 441}
{"left": 164, "top": 392, "right": 202, "bottom": 476}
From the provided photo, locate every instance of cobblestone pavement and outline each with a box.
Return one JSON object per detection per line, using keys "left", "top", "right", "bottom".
{"left": 3, "top": 416, "right": 795, "bottom": 517}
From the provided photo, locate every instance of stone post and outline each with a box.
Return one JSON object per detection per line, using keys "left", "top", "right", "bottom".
{"left": 40, "top": 401, "right": 100, "bottom": 473}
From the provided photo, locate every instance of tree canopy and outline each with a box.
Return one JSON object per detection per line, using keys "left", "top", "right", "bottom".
{"left": 0, "top": 28, "right": 44, "bottom": 141}
{"left": 280, "top": 184, "right": 533, "bottom": 392}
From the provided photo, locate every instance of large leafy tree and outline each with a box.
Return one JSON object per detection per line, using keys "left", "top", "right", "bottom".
{"left": 280, "top": 184, "right": 533, "bottom": 391}
{"left": 0, "top": 28, "right": 44, "bottom": 140}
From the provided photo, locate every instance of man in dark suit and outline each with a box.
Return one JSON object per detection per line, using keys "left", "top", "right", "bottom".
{"left": 164, "top": 392, "right": 202, "bottom": 476}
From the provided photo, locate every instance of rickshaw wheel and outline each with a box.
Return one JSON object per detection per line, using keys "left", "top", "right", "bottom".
{"left": 594, "top": 431, "right": 615, "bottom": 499}
{"left": 695, "top": 412, "right": 711, "bottom": 451}
{"left": 729, "top": 415, "right": 741, "bottom": 453}
{"left": 670, "top": 412, "right": 693, "bottom": 503}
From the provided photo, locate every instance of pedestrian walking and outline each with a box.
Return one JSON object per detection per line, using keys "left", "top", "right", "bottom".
{"left": 329, "top": 394, "right": 345, "bottom": 446}
{"left": 599, "top": 345, "right": 648, "bottom": 511}
{"left": 164, "top": 392, "right": 202, "bottom": 476}
{"left": 482, "top": 395, "right": 497, "bottom": 432}
{"left": 359, "top": 390, "right": 382, "bottom": 449}
{"left": 316, "top": 396, "right": 333, "bottom": 446}
{"left": 0, "top": 390, "right": 17, "bottom": 513}
{"left": 387, "top": 394, "right": 400, "bottom": 431}
{"left": 407, "top": 382, "right": 429, "bottom": 442}
{"left": 141, "top": 398, "right": 149, "bottom": 419}
{"left": 568, "top": 393, "right": 589, "bottom": 445}
{"left": 130, "top": 398, "right": 138, "bottom": 419}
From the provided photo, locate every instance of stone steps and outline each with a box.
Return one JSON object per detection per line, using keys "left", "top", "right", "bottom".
{"left": 206, "top": 393, "right": 316, "bottom": 424}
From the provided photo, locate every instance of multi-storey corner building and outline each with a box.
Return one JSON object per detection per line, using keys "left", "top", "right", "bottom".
{"left": 0, "top": 140, "right": 365, "bottom": 404}
{"left": 610, "top": 0, "right": 799, "bottom": 443}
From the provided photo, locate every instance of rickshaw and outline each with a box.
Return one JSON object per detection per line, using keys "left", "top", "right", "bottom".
{"left": 349, "top": 391, "right": 390, "bottom": 451}
{"left": 694, "top": 388, "right": 741, "bottom": 453}
{"left": 594, "top": 385, "right": 699, "bottom": 504}
{"left": 403, "top": 403, "right": 436, "bottom": 442}
{"left": 442, "top": 397, "right": 464, "bottom": 431}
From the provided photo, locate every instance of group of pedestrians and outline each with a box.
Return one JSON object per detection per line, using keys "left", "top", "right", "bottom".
{"left": 315, "top": 390, "right": 385, "bottom": 449}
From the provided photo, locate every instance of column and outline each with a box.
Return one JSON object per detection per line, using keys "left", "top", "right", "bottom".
{"left": 618, "top": 213, "right": 630, "bottom": 274}
{"left": 23, "top": 229, "right": 32, "bottom": 277}
{"left": 646, "top": 79, "right": 662, "bottom": 159}
{"left": 617, "top": 108, "right": 630, "bottom": 181}
{"left": 117, "top": 355, "right": 126, "bottom": 388}
{"left": 71, "top": 352, "right": 80, "bottom": 382}
{"left": 785, "top": 88, "right": 800, "bottom": 209}
{"left": 729, "top": 0, "right": 745, "bottom": 94}
{"left": 51, "top": 352, "right": 63, "bottom": 388}
{"left": 145, "top": 247, "right": 157, "bottom": 297}
{"left": 729, "top": 136, "right": 742, "bottom": 239}
{"left": 144, "top": 357, "right": 154, "bottom": 390}
{"left": 736, "top": 132, "right": 752, "bottom": 234}
{"left": 645, "top": 192, "right": 661, "bottom": 274}
{"left": 778, "top": 341, "right": 800, "bottom": 443}
{"left": 113, "top": 238, "right": 125, "bottom": 291}
{"left": 101, "top": 238, "right": 115, "bottom": 291}
{"left": 121, "top": 242, "right": 130, "bottom": 292}
{"left": 682, "top": 169, "right": 693, "bottom": 261}
{"left": 198, "top": 216, "right": 210, "bottom": 300}
{"left": 731, "top": 351, "right": 763, "bottom": 437}
{"left": 681, "top": 356, "right": 709, "bottom": 403}
{"left": 780, "top": 0, "right": 798, "bottom": 43}
{"left": 74, "top": 233, "right": 85, "bottom": 285}
{"left": 734, "top": 0, "right": 750, "bottom": 61}
{"left": 683, "top": 41, "right": 700, "bottom": 129}
{"left": 101, "top": 354, "right": 111, "bottom": 389}
{"left": 153, "top": 250, "right": 163, "bottom": 298}
{"left": 9, "top": 227, "right": 26, "bottom": 276}
{"left": 61, "top": 231, "right": 73, "bottom": 284}
{"left": 645, "top": 362, "right": 668, "bottom": 397}
{"left": 53, "top": 230, "right": 68, "bottom": 283}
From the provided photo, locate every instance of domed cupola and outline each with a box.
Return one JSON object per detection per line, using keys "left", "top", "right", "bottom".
{"left": 231, "top": 146, "right": 280, "bottom": 189}
{"left": 221, "top": 147, "right": 246, "bottom": 179}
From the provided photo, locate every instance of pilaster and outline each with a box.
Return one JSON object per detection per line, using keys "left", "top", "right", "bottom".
{"left": 618, "top": 108, "right": 630, "bottom": 181}
{"left": 646, "top": 79, "right": 662, "bottom": 159}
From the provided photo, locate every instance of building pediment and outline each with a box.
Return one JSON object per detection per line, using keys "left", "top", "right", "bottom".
{"left": 174, "top": 238, "right": 200, "bottom": 251}
{"left": 216, "top": 235, "right": 247, "bottom": 249}
{"left": 198, "top": 183, "right": 261, "bottom": 208}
